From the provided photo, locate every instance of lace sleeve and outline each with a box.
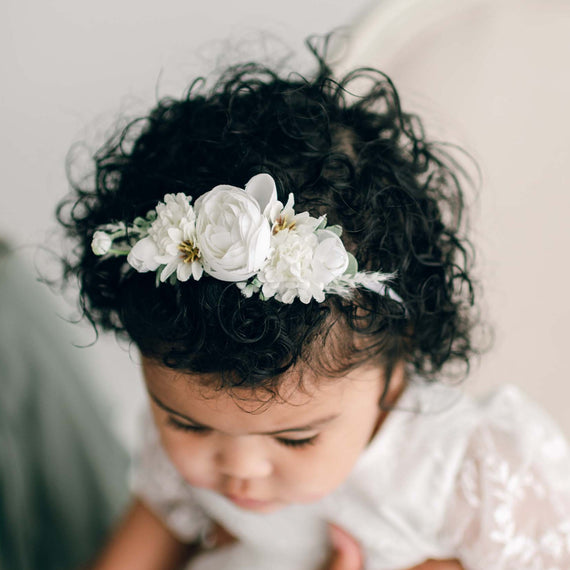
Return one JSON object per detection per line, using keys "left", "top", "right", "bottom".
{"left": 439, "top": 386, "right": 570, "bottom": 569}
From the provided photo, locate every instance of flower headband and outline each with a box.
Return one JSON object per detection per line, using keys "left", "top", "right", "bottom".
{"left": 91, "top": 174, "right": 402, "bottom": 305}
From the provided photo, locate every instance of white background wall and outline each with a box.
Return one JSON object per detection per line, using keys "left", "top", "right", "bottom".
{"left": 2, "top": 0, "right": 569, "bottom": 447}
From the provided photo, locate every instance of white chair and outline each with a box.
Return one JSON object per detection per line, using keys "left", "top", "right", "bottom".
{"left": 336, "top": 0, "right": 570, "bottom": 434}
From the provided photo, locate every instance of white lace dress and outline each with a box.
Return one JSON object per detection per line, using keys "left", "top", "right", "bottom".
{"left": 131, "top": 381, "right": 570, "bottom": 570}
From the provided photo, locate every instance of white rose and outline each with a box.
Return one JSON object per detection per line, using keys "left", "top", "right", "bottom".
{"left": 311, "top": 229, "right": 349, "bottom": 286}
{"left": 194, "top": 181, "right": 273, "bottom": 281}
{"left": 127, "top": 236, "right": 161, "bottom": 272}
{"left": 91, "top": 231, "right": 113, "bottom": 255}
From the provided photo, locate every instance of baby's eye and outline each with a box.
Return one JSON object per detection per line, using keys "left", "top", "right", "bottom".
{"left": 275, "top": 435, "right": 318, "bottom": 449}
{"left": 167, "top": 416, "right": 211, "bottom": 434}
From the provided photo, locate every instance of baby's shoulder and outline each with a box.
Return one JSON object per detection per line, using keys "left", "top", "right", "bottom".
{"left": 395, "top": 381, "right": 565, "bottom": 450}
{"left": 396, "top": 382, "right": 569, "bottom": 471}
{"left": 435, "top": 385, "right": 570, "bottom": 566}
{"left": 457, "top": 384, "right": 570, "bottom": 485}
{"left": 354, "top": 381, "right": 568, "bottom": 500}
{"left": 349, "top": 382, "right": 570, "bottom": 546}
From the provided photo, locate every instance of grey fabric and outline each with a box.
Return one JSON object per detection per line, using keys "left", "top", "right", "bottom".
{"left": 0, "top": 247, "right": 129, "bottom": 570}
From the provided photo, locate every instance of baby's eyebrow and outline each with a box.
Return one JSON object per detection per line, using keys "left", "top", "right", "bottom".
{"left": 148, "top": 391, "right": 338, "bottom": 435}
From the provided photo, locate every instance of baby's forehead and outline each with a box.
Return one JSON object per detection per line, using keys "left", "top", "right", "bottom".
{"left": 142, "top": 356, "right": 374, "bottom": 412}
{"left": 148, "top": 364, "right": 315, "bottom": 405}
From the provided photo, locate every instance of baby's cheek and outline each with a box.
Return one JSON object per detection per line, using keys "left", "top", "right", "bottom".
{"left": 284, "top": 447, "right": 355, "bottom": 498}
{"left": 161, "top": 435, "right": 214, "bottom": 488}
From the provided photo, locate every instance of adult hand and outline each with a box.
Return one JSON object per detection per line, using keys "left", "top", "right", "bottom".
{"left": 323, "top": 523, "right": 464, "bottom": 570}
{"left": 323, "top": 524, "right": 363, "bottom": 570}
{"left": 406, "top": 560, "right": 464, "bottom": 570}
{"left": 202, "top": 523, "right": 236, "bottom": 549}
{"left": 183, "top": 522, "right": 237, "bottom": 563}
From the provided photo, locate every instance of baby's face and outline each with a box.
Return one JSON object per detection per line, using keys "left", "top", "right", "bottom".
{"left": 142, "top": 357, "right": 403, "bottom": 513}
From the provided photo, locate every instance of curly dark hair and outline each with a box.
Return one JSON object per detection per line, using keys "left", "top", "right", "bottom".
{"left": 57, "top": 36, "right": 479, "bottom": 399}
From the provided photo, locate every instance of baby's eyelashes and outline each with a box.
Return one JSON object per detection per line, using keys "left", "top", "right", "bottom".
{"left": 165, "top": 415, "right": 319, "bottom": 449}
{"left": 274, "top": 435, "right": 319, "bottom": 449}
{"left": 167, "top": 416, "right": 210, "bottom": 434}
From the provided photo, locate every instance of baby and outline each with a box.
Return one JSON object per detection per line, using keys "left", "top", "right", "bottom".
{"left": 58, "top": 36, "right": 570, "bottom": 569}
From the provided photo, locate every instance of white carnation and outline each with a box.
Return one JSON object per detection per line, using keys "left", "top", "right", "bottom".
{"left": 258, "top": 229, "right": 325, "bottom": 304}
{"left": 257, "top": 198, "right": 347, "bottom": 303}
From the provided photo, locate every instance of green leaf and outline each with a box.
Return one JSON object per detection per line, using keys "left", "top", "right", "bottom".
{"left": 315, "top": 217, "right": 328, "bottom": 231}
{"left": 345, "top": 252, "right": 358, "bottom": 276}
{"left": 327, "top": 224, "right": 343, "bottom": 237}
{"left": 155, "top": 267, "right": 165, "bottom": 287}
{"left": 107, "top": 248, "right": 129, "bottom": 256}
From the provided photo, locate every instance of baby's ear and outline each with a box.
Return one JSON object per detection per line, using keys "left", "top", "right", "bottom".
{"left": 381, "top": 360, "right": 406, "bottom": 403}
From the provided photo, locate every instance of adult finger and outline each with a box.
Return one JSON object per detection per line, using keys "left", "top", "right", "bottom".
{"left": 407, "top": 559, "right": 464, "bottom": 570}
{"left": 201, "top": 523, "right": 237, "bottom": 549}
{"left": 324, "top": 523, "right": 363, "bottom": 570}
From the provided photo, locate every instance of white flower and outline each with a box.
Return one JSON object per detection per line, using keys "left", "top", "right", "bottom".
{"left": 127, "top": 236, "right": 161, "bottom": 272}
{"left": 91, "top": 172, "right": 402, "bottom": 307}
{"left": 194, "top": 175, "right": 274, "bottom": 281}
{"left": 312, "top": 229, "right": 349, "bottom": 285}
{"left": 270, "top": 192, "right": 324, "bottom": 234}
{"left": 258, "top": 226, "right": 339, "bottom": 304}
{"left": 236, "top": 280, "right": 260, "bottom": 298}
{"left": 256, "top": 196, "right": 348, "bottom": 303}
{"left": 127, "top": 193, "right": 203, "bottom": 282}
{"left": 244, "top": 173, "right": 279, "bottom": 220}
{"left": 91, "top": 231, "right": 113, "bottom": 255}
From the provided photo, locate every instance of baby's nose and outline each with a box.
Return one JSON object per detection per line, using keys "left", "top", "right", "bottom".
{"left": 215, "top": 436, "right": 273, "bottom": 479}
